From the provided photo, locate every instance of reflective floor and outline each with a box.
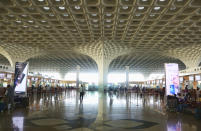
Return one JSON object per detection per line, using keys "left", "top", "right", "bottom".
{"left": 0, "top": 90, "right": 200, "bottom": 131}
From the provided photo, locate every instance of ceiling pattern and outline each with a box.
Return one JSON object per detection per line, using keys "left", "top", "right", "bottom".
{"left": 0, "top": 0, "right": 201, "bottom": 74}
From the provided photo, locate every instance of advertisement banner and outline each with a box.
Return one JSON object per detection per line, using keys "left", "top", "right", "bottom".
{"left": 14, "top": 62, "right": 28, "bottom": 93}
{"left": 165, "top": 63, "right": 179, "bottom": 96}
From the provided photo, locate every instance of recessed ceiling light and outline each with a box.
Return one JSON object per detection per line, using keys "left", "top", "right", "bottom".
{"left": 34, "top": 25, "right": 39, "bottom": 28}
{"left": 150, "top": 14, "right": 155, "bottom": 17}
{"left": 122, "top": 6, "right": 128, "bottom": 10}
{"left": 59, "top": 6, "right": 65, "bottom": 10}
{"left": 106, "top": 19, "right": 111, "bottom": 22}
{"left": 41, "top": 20, "right": 46, "bottom": 23}
{"left": 28, "top": 20, "right": 33, "bottom": 23}
{"left": 16, "top": 20, "right": 22, "bottom": 23}
{"left": 159, "top": 0, "right": 166, "bottom": 1}
{"left": 120, "top": 20, "right": 125, "bottom": 23}
{"left": 154, "top": 7, "right": 160, "bottom": 10}
{"left": 23, "top": 25, "right": 28, "bottom": 28}
{"left": 8, "top": 14, "right": 14, "bottom": 17}
{"left": 138, "top": 7, "right": 144, "bottom": 10}
{"left": 21, "top": 14, "right": 27, "bottom": 17}
{"left": 136, "top": 14, "right": 141, "bottom": 16}
{"left": 91, "top": 14, "right": 97, "bottom": 16}
{"left": 55, "top": 0, "right": 61, "bottom": 1}
{"left": 106, "top": 13, "right": 112, "bottom": 17}
{"left": 38, "top": 0, "right": 44, "bottom": 2}
{"left": 93, "top": 20, "right": 98, "bottom": 22}
{"left": 170, "top": 6, "right": 176, "bottom": 10}
{"left": 49, "top": 14, "right": 54, "bottom": 17}
{"left": 142, "top": 0, "right": 148, "bottom": 1}
{"left": 177, "top": 0, "right": 183, "bottom": 2}
{"left": 75, "top": 6, "right": 80, "bottom": 10}
{"left": 43, "top": 7, "right": 50, "bottom": 10}
{"left": 63, "top": 14, "right": 68, "bottom": 16}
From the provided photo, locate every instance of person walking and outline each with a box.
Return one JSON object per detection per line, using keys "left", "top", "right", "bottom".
{"left": 79, "top": 84, "right": 85, "bottom": 101}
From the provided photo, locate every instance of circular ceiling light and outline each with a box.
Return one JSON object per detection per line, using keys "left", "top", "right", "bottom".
{"left": 28, "top": 20, "right": 33, "bottom": 23}
{"left": 106, "top": 13, "right": 112, "bottom": 17}
{"left": 106, "top": 19, "right": 111, "bottom": 22}
{"left": 75, "top": 6, "right": 80, "bottom": 10}
{"left": 159, "top": 0, "right": 166, "bottom": 1}
{"left": 49, "top": 14, "right": 54, "bottom": 17}
{"left": 120, "top": 20, "right": 125, "bottom": 23}
{"left": 41, "top": 20, "right": 46, "bottom": 23}
{"left": 93, "top": 19, "right": 98, "bottom": 22}
{"left": 150, "top": 14, "right": 155, "bottom": 17}
{"left": 154, "top": 7, "right": 160, "bottom": 10}
{"left": 21, "top": 14, "right": 27, "bottom": 17}
{"left": 122, "top": 6, "right": 128, "bottom": 10}
{"left": 63, "top": 14, "right": 68, "bottom": 17}
{"left": 138, "top": 7, "right": 144, "bottom": 10}
{"left": 59, "top": 6, "right": 65, "bottom": 10}
{"left": 135, "top": 14, "right": 141, "bottom": 16}
{"left": 91, "top": 14, "right": 97, "bottom": 16}
{"left": 16, "top": 20, "right": 22, "bottom": 23}
{"left": 43, "top": 7, "right": 50, "bottom": 10}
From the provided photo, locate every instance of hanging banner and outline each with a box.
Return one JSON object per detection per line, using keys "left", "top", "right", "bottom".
{"left": 165, "top": 63, "right": 179, "bottom": 96}
{"left": 14, "top": 62, "right": 29, "bottom": 93}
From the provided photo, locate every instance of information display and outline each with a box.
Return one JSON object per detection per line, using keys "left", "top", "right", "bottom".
{"left": 165, "top": 63, "right": 179, "bottom": 95}
{"left": 179, "top": 77, "right": 183, "bottom": 83}
{"left": 14, "top": 62, "right": 29, "bottom": 93}
{"left": 195, "top": 75, "right": 200, "bottom": 81}
{"left": 189, "top": 76, "right": 194, "bottom": 81}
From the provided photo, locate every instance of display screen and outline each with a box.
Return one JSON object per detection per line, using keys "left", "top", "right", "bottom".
{"left": 0, "top": 73, "right": 5, "bottom": 79}
{"left": 189, "top": 76, "right": 194, "bottom": 81}
{"left": 179, "top": 77, "right": 183, "bottom": 83}
{"left": 7, "top": 74, "right": 12, "bottom": 79}
{"left": 165, "top": 63, "right": 179, "bottom": 96}
{"left": 14, "top": 62, "right": 28, "bottom": 93}
{"left": 195, "top": 75, "right": 201, "bottom": 81}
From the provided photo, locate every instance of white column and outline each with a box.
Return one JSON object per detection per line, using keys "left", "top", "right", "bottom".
{"left": 125, "top": 66, "right": 129, "bottom": 89}
{"left": 76, "top": 65, "right": 80, "bottom": 88}
{"left": 98, "top": 61, "right": 109, "bottom": 92}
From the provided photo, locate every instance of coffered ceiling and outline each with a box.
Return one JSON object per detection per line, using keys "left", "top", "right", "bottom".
{"left": 0, "top": 0, "right": 201, "bottom": 74}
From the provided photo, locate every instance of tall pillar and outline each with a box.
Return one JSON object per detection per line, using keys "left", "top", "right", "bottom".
{"left": 76, "top": 65, "right": 80, "bottom": 88}
{"left": 125, "top": 66, "right": 129, "bottom": 89}
{"left": 98, "top": 61, "right": 109, "bottom": 92}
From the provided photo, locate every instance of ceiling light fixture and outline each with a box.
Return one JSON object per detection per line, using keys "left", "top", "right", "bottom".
{"left": 106, "top": 13, "right": 112, "bottom": 17}
{"left": 91, "top": 14, "right": 97, "bottom": 16}
{"left": 63, "top": 14, "right": 68, "bottom": 17}
{"left": 43, "top": 7, "right": 50, "bottom": 10}
{"left": 38, "top": 0, "right": 44, "bottom": 2}
{"left": 159, "top": 0, "right": 166, "bottom": 1}
{"left": 28, "top": 20, "right": 33, "bottom": 23}
{"left": 106, "top": 19, "right": 111, "bottom": 22}
{"left": 154, "top": 7, "right": 160, "bottom": 10}
{"left": 59, "top": 6, "right": 65, "bottom": 10}
{"left": 21, "top": 14, "right": 27, "bottom": 17}
{"left": 75, "top": 6, "right": 80, "bottom": 10}
{"left": 41, "top": 20, "right": 46, "bottom": 23}
{"left": 49, "top": 14, "right": 54, "bottom": 17}
{"left": 93, "top": 20, "right": 98, "bottom": 22}
{"left": 122, "top": 6, "right": 128, "bottom": 10}
{"left": 120, "top": 20, "right": 125, "bottom": 23}
{"left": 136, "top": 14, "right": 141, "bottom": 16}
{"left": 138, "top": 7, "right": 144, "bottom": 10}
{"left": 16, "top": 20, "right": 22, "bottom": 23}
{"left": 150, "top": 14, "right": 155, "bottom": 17}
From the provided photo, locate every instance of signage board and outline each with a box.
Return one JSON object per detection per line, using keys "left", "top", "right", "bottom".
{"left": 165, "top": 63, "right": 180, "bottom": 95}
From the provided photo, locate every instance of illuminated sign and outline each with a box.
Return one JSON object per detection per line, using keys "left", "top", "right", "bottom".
{"left": 165, "top": 63, "right": 179, "bottom": 95}
{"left": 14, "top": 62, "right": 29, "bottom": 93}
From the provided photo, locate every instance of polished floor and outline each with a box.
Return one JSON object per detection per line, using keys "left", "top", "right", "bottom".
{"left": 0, "top": 90, "right": 200, "bottom": 131}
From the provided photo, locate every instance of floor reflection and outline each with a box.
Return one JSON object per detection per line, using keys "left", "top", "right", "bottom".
{"left": 0, "top": 90, "right": 200, "bottom": 131}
